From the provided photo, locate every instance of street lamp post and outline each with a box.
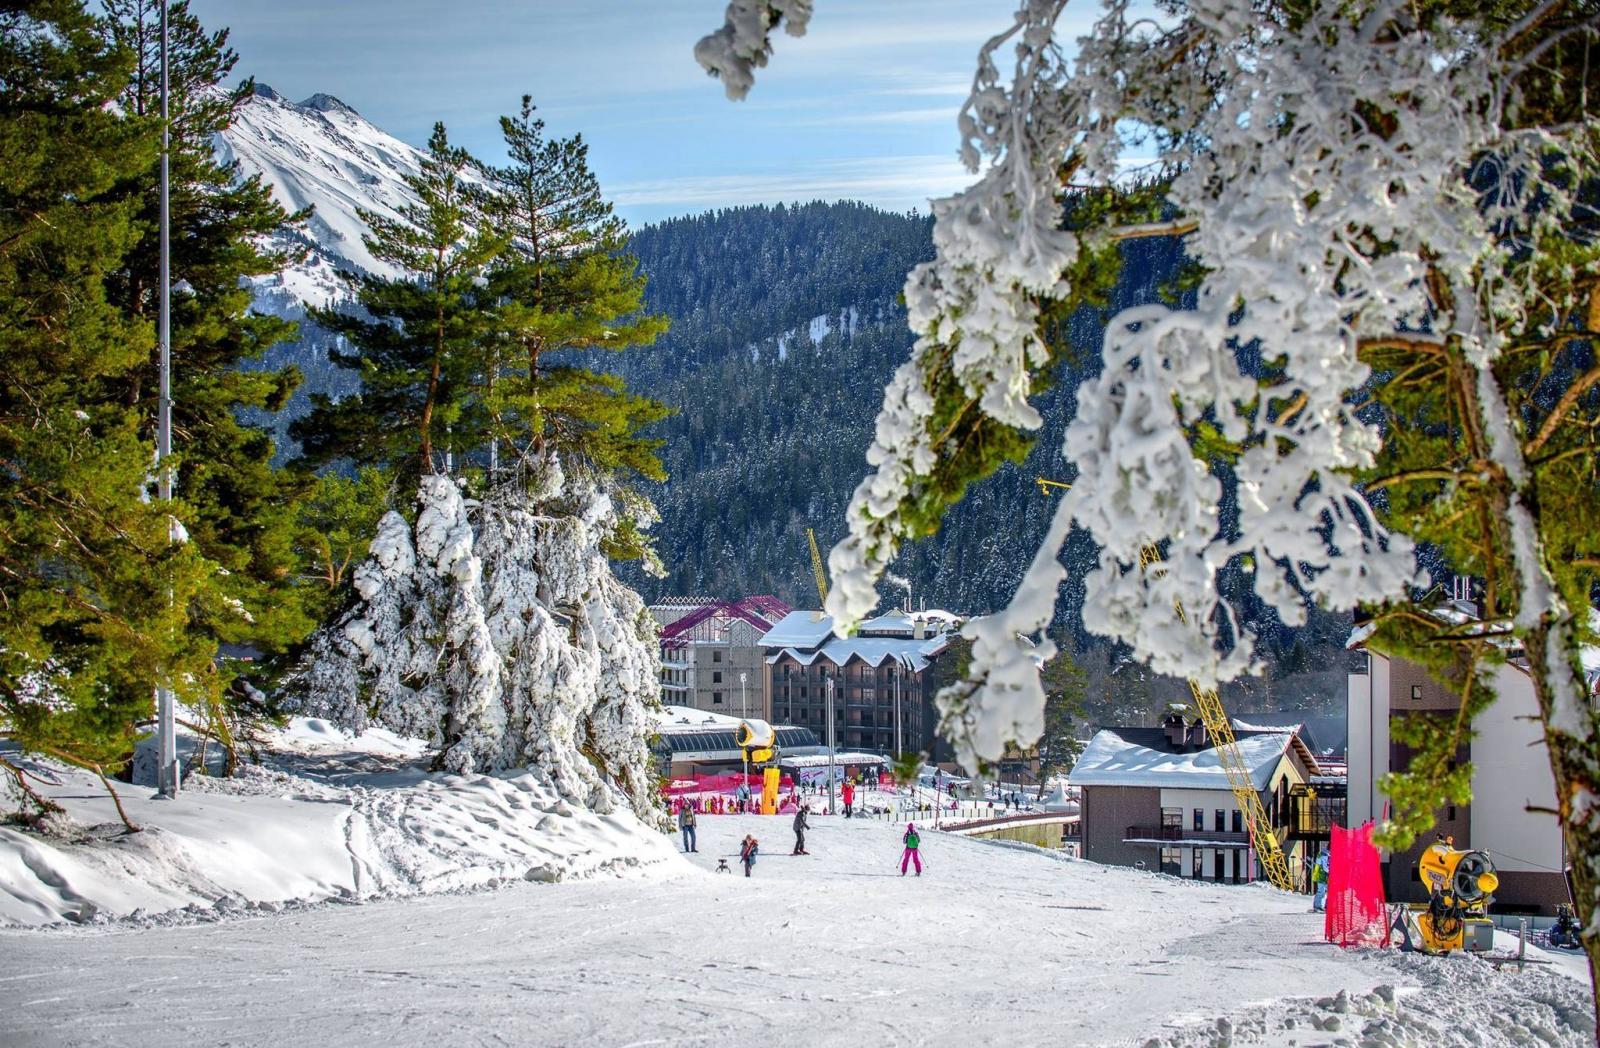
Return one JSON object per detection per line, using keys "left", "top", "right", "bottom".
{"left": 826, "top": 674, "right": 836, "bottom": 816}
{"left": 893, "top": 663, "right": 902, "bottom": 759}
{"left": 154, "top": 0, "right": 178, "bottom": 800}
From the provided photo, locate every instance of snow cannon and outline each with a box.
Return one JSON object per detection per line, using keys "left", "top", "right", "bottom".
{"left": 735, "top": 719, "right": 781, "bottom": 815}
{"left": 1398, "top": 837, "right": 1498, "bottom": 954}
{"left": 735, "top": 719, "right": 776, "bottom": 764}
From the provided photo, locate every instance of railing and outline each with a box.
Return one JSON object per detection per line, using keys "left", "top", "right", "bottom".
{"left": 1124, "top": 824, "right": 1252, "bottom": 846}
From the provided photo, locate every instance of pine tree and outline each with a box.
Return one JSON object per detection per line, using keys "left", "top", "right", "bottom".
{"left": 292, "top": 123, "right": 504, "bottom": 481}
{"left": 482, "top": 97, "right": 670, "bottom": 561}
{"left": 292, "top": 101, "right": 672, "bottom": 823}
{"left": 1036, "top": 636, "right": 1088, "bottom": 796}
{"left": 97, "top": 0, "right": 315, "bottom": 704}
{"left": 0, "top": 0, "right": 208, "bottom": 819}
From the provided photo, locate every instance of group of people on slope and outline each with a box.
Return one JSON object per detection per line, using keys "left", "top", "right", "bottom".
{"left": 678, "top": 802, "right": 925, "bottom": 878}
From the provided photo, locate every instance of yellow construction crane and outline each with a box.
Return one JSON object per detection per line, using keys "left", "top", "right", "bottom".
{"left": 1039, "top": 478, "right": 1297, "bottom": 892}
{"left": 806, "top": 528, "right": 829, "bottom": 607}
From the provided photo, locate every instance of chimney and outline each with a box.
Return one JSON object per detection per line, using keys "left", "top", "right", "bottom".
{"left": 913, "top": 616, "right": 925, "bottom": 640}
{"left": 1163, "top": 712, "right": 1187, "bottom": 748}
{"left": 1185, "top": 719, "right": 1208, "bottom": 750}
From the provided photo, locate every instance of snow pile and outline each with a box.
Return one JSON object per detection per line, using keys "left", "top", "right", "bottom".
{"left": 296, "top": 470, "right": 665, "bottom": 826}
{"left": 0, "top": 718, "right": 681, "bottom": 927}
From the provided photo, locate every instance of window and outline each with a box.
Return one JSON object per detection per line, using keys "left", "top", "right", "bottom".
{"left": 1215, "top": 809, "right": 1226, "bottom": 833}
{"left": 713, "top": 671, "right": 722, "bottom": 684}
{"left": 1411, "top": 684, "right": 1424, "bottom": 701}
{"left": 1159, "top": 847, "right": 1181, "bottom": 876}
{"left": 713, "top": 692, "right": 723, "bottom": 705}
{"left": 714, "top": 650, "right": 723, "bottom": 663}
{"left": 1192, "top": 808, "right": 1203, "bottom": 831}
{"left": 1231, "top": 810, "right": 1242, "bottom": 834}
{"left": 1213, "top": 850, "right": 1224, "bottom": 881}
{"left": 1161, "top": 808, "right": 1182, "bottom": 829}
{"left": 1192, "top": 850, "right": 1204, "bottom": 878}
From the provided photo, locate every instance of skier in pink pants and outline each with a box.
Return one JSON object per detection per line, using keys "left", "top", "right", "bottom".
{"left": 901, "top": 823, "right": 922, "bottom": 876}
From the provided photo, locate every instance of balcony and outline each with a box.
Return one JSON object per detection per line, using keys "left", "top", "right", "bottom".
{"left": 1124, "top": 825, "right": 1252, "bottom": 847}
{"left": 1286, "top": 785, "right": 1346, "bottom": 840}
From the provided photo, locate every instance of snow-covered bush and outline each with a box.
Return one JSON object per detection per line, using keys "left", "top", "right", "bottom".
{"left": 295, "top": 462, "right": 665, "bottom": 825}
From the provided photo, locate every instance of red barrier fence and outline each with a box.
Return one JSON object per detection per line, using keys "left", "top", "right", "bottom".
{"left": 1326, "top": 821, "right": 1390, "bottom": 948}
{"left": 662, "top": 772, "right": 789, "bottom": 797}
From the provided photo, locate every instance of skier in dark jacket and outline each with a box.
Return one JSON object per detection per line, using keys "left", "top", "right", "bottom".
{"left": 740, "top": 835, "right": 759, "bottom": 877}
{"left": 792, "top": 804, "right": 810, "bottom": 855}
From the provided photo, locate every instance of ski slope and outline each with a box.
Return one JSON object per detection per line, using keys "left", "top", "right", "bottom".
{"left": 3, "top": 813, "right": 1590, "bottom": 1047}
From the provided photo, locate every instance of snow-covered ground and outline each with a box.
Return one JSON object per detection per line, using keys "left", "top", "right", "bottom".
{"left": 3, "top": 806, "right": 1592, "bottom": 1046}
{"left": 0, "top": 718, "right": 679, "bottom": 926}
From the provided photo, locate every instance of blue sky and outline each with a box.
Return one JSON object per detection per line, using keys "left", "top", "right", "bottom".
{"left": 190, "top": 0, "right": 1042, "bottom": 227}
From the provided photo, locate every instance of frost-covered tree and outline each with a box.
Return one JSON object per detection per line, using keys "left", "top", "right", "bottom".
{"left": 296, "top": 465, "right": 664, "bottom": 821}
{"left": 696, "top": 0, "right": 1600, "bottom": 1004}
{"left": 293, "top": 98, "right": 669, "bottom": 824}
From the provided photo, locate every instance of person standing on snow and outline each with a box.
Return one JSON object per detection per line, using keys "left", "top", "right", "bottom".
{"left": 1311, "top": 848, "right": 1331, "bottom": 912}
{"left": 842, "top": 780, "right": 855, "bottom": 819}
{"left": 678, "top": 804, "right": 698, "bottom": 853}
{"left": 901, "top": 822, "right": 923, "bottom": 876}
{"left": 740, "top": 835, "right": 759, "bottom": 877}
{"left": 792, "top": 804, "right": 811, "bottom": 855}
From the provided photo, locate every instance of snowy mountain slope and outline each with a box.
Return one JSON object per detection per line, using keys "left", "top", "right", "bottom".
{"left": 218, "top": 85, "right": 424, "bottom": 307}
{"left": 3, "top": 814, "right": 1591, "bottom": 1046}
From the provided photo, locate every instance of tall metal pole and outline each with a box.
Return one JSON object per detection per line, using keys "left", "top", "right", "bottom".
{"left": 893, "top": 664, "right": 902, "bottom": 758}
{"left": 826, "top": 674, "right": 836, "bottom": 815}
{"left": 154, "top": 1, "right": 178, "bottom": 799}
{"left": 739, "top": 672, "right": 747, "bottom": 720}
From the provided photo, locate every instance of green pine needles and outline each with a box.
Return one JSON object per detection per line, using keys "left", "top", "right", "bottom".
{"left": 293, "top": 96, "right": 671, "bottom": 543}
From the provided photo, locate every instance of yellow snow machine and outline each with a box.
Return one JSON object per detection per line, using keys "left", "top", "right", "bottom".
{"left": 1396, "top": 837, "right": 1499, "bottom": 955}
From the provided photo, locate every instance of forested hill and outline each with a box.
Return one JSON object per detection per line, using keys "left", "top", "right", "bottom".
{"left": 617, "top": 201, "right": 1115, "bottom": 619}
{"left": 614, "top": 201, "right": 1356, "bottom": 716}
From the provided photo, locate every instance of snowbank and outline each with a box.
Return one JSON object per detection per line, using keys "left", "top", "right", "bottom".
{"left": 0, "top": 718, "right": 681, "bottom": 926}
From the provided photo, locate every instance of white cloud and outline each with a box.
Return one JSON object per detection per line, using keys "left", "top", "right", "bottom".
{"left": 611, "top": 154, "right": 975, "bottom": 213}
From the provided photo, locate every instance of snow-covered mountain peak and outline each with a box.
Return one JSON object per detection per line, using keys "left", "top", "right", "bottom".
{"left": 299, "top": 92, "right": 358, "bottom": 116}
{"left": 221, "top": 85, "right": 426, "bottom": 306}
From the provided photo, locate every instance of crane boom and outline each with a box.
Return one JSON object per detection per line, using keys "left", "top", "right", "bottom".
{"left": 807, "top": 528, "right": 829, "bottom": 607}
{"left": 1137, "top": 544, "right": 1295, "bottom": 892}
{"left": 1035, "top": 476, "right": 1295, "bottom": 891}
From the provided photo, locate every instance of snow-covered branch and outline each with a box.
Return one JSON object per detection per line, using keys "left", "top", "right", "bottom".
{"left": 693, "top": 0, "right": 814, "bottom": 100}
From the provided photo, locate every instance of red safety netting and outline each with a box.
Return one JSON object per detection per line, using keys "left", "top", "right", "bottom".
{"left": 661, "top": 772, "right": 789, "bottom": 797}
{"left": 1325, "top": 821, "right": 1391, "bottom": 948}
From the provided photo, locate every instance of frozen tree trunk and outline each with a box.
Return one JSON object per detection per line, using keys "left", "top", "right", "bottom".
{"left": 1457, "top": 293, "right": 1600, "bottom": 1027}
{"left": 1521, "top": 620, "right": 1600, "bottom": 1030}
